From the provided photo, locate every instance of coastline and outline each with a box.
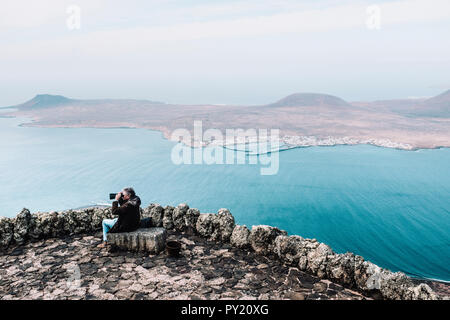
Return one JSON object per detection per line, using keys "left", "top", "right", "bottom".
{"left": 9, "top": 116, "right": 449, "bottom": 153}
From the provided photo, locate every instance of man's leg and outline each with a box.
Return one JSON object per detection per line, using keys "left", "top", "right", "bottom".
{"left": 102, "top": 218, "right": 118, "bottom": 242}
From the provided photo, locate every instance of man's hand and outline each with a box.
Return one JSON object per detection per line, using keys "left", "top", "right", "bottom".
{"left": 115, "top": 192, "right": 122, "bottom": 201}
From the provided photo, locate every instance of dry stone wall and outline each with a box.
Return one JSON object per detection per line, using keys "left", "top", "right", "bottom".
{"left": 0, "top": 204, "right": 443, "bottom": 300}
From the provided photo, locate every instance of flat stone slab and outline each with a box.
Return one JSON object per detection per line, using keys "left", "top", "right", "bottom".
{"left": 107, "top": 228, "right": 167, "bottom": 253}
{"left": 1, "top": 231, "right": 449, "bottom": 300}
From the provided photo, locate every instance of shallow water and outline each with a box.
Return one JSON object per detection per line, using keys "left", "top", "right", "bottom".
{"left": 0, "top": 116, "right": 449, "bottom": 281}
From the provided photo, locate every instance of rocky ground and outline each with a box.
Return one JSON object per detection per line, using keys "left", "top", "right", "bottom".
{"left": 0, "top": 230, "right": 390, "bottom": 300}
{"left": 1, "top": 206, "right": 449, "bottom": 300}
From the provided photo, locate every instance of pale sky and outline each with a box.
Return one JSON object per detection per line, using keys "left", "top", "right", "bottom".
{"left": 1, "top": 0, "right": 450, "bottom": 106}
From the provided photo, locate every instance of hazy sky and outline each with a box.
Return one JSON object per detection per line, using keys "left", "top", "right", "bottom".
{"left": 1, "top": 0, "right": 450, "bottom": 106}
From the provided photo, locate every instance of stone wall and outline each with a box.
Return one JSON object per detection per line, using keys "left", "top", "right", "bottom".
{"left": 0, "top": 207, "right": 113, "bottom": 248}
{"left": 0, "top": 204, "right": 442, "bottom": 300}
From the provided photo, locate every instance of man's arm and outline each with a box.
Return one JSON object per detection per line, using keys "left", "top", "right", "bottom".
{"left": 112, "top": 192, "right": 125, "bottom": 216}
{"left": 112, "top": 200, "right": 126, "bottom": 216}
{"left": 112, "top": 201, "right": 120, "bottom": 216}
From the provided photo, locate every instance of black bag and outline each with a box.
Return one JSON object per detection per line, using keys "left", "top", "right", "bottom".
{"left": 139, "top": 217, "right": 152, "bottom": 228}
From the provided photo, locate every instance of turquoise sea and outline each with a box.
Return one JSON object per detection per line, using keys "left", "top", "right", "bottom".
{"left": 0, "top": 115, "right": 449, "bottom": 282}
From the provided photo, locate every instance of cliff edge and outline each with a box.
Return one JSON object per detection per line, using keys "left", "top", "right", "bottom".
{"left": 0, "top": 205, "right": 448, "bottom": 300}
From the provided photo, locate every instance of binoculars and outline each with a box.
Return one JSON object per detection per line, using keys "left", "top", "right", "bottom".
{"left": 109, "top": 192, "right": 123, "bottom": 200}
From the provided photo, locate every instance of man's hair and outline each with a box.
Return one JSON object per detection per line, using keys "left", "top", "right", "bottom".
{"left": 122, "top": 187, "right": 136, "bottom": 197}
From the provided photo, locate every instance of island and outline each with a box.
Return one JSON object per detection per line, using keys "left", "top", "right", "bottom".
{"left": 2, "top": 90, "right": 450, "bottom": 151}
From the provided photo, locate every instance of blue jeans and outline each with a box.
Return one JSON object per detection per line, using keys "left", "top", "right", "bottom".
{"left": 102, "top": 218, "right": 118, "bottom": 242}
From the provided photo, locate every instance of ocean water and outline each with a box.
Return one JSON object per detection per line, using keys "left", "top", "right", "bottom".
{"left": 0, "top": 115, "right": 449, "bottom": 282}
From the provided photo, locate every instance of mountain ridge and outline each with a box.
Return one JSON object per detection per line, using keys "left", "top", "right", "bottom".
{"left": 16, "top": 94, "right": 75, "bottom": 109}
{"left": 11, "top": 94, "right": 165, "bottom": 109}
{"left": 266, "top": 92, "right": 350, "bottom": 108}
{"left": 8, "top": 89, "right": 450, "bottom": 110}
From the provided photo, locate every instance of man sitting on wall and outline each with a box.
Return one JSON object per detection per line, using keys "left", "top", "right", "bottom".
{"left": 98, "top": 187, "right": 141, "bottom": 248}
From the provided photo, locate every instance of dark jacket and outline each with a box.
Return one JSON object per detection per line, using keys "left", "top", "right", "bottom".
{"left": 109, "top": 195, "right": 141, "bottom": 234}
